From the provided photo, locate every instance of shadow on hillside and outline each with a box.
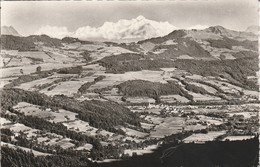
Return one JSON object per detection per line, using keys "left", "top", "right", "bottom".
{"left": 92, "top": 136, "right": 259, "bottom": 167}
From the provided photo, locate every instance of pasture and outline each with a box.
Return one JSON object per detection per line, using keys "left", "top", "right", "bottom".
{"left": 183, "top": 131, "right": 227, "bottom": 143}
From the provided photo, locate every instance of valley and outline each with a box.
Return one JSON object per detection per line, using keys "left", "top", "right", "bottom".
{"left": 1, "top": 25, "right": 259, "bottom": 166}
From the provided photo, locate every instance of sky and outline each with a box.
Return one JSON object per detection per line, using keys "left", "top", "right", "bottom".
{"left": 1, "top": 0, "right": 258, "bottom": 37}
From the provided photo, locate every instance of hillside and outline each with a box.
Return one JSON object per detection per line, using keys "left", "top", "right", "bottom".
{"left": 98, "top": 26, "right": 258, "bottom": 91}
{"left": 1, "top": 24, "right": 259, "bottom": 166}
{"left": 1, "top": 35, "right": 36, "bottom": 51}
{"left": 1, "top": 34, "right": 63, "bottom": 51}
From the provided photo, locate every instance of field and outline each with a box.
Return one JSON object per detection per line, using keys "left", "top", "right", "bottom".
{"left": 41, "top": 80, "right": 85, "bottom": 97}
{"left": 13, "top": 102, "right": 78, "bottom": 122}
{"left": 148, "top": 116, "right": 185, "bottom": 138}
{"left": 227, "top": 111, "right": 258, "bottom": 119}
{"left": 126, "top": 97, "right": 156, "bottom": 104}
{"left": 120, "top": 127, "right": 148, "bottom": 138}
{"left": 88, "top": 69, "right": 177, "bottom": 91}
{"left": 183, "top": 131, "right": 227, "bottom": 143}
{"left": 1, "top": 116, "right": 77, "bottom": 150}
{"left": 13, "top": 102, "right": 115, "bottom": 138}
{"left": 186, "top": 91, "right": 222, "bottom": 102}
{"left": 75, "top": 143, "right": 93, "bottom": 151}
{"left": 0, "top": 63, "right": 75, "bottom": 78}
{"left": 223, "top": 135, "right": 255, "bottom": 141}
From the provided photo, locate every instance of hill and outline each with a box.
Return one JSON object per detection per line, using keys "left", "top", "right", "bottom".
{"left": 28, "top": 35, "right": 63, "bottom": 47}
{"left": 1, "top": 35, "right": 36, "bottom": 51}
{"left": 98, "top": 26, "right": 258, "bottom": 90}
{"left": 1, "top": 34, "right": 64, "bottom": 51}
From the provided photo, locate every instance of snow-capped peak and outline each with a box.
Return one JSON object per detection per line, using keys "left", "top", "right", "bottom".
{"left": 136, "top": 15, "right": 146, "bottom": 21}
{"left": 35, "top": 16, "right": 178, "bottom": 40}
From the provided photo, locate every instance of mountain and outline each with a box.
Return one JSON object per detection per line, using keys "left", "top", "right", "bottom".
{"left": 204, "top": 26, "right": 257, "bottom": 40}
{"left": 73, "top": 15, "right": 178, "bottom": 40}
{"left": 1, "top": 26, "right": 21, "bottom": 36}
{"left": 99, "top": 25, "right": 258, "bottom": 90}
{"left": 35, "top": 16, "right": 178, "bottom": 40}
{"left": 245, "top": 25, "right": 258, "bottom": 35}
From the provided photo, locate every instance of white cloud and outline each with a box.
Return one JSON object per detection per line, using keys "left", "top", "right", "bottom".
{"left": 187, "top": 25, "right": 209, "bottom": 30}
{"left": 34, "top": 16, "right": 178, "bottom": 40}
{"left": 35, "top": 25, "right": 72, "bottom": 39}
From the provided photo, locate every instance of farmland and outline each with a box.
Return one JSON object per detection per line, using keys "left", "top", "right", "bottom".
{"left": 1, "top": 25, "right": 259, "bottom": 167}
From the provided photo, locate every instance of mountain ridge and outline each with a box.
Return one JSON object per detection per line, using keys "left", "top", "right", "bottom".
{"left": 1, "top": 26, "right": 21, "bottom": 36}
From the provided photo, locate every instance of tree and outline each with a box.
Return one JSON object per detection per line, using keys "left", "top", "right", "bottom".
{"left": 36, "top": 66, "right": 42, "bottom": 73}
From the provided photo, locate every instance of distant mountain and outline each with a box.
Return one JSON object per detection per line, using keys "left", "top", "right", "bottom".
{"left": 245, "top": 25, "right": 258, "bottom": 35}
{"left": 204, "top": 26, "right": 256, "bottom": 40}
{"left": 139, "top": 25, "right": 257, "bottom": 48}
{"left": 1, "top": 26, "right": 21, "bottom": 36}
{"left": 35, "top": 16, "right": 178, "bottom": 40}
{"left": 74, "top": 15, "right": 178, "bottom": 40}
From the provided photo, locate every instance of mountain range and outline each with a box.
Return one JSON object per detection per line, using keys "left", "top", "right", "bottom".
{"left": 34, "top": 16, "right": 178, "bottom": 40}
{"left": 1, "top": 16, "right": 257, "bottom": 42}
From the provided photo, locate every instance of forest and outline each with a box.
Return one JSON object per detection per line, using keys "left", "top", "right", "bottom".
{"left": 1, "top": 88, "right": 141, "bottom": 132}
{"left": 117, "top": 80, "right": 193, "bottom": 102}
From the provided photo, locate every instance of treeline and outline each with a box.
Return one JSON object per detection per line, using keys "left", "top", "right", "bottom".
{"left": 117, "top": 80, "right": 193, "bottom": 102}
{"left": 1, "top": 88, "right": 141, "bottom": 132}
{"left": 179, "top": 80, "right": 209, "bottom": 95}
{"left": 5, "top": 71, "right": 52, "bottom": 88}
{"left": 98, "top": 53, "right": 174, "bottom": 73}
{"left": 56, "top": 66, "right": 83, "bottom": 74}
{"left": 33, "top": 76, "right": 73, "bottom": 91}
{"left": 1, "top": 146, "right": 92, "bottom": 167}
{"left": 78, "top": 76, "right": 106, "bottom": 94}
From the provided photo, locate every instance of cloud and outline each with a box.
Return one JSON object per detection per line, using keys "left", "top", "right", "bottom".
{"left": 187, "top": 25, "right": 209, "bottom": 30}
{"left": 35, "top": 25, "right": 72, "bottom": 39}
{"left": 35, "top": 16, "right": 178, "bottom": 40}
